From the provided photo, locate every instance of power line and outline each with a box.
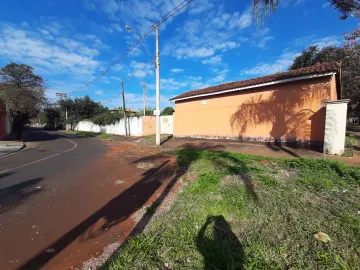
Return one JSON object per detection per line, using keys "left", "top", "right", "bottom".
{"left": 82, "top": 0, "right": 194, "bottom": 89}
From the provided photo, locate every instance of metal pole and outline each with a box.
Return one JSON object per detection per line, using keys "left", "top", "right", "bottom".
{"left": 121, "top": 82, "right": 128, "bottom": 136}
{"left": 155, "top": 25, "right": 161, "bottom": 146}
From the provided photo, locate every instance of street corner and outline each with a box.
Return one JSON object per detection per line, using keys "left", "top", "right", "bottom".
{"left": 0, "top": 141, "right": 25, "bottom": 157}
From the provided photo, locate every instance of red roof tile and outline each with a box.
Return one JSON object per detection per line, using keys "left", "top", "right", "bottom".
{"left": 170, "top": 61, "right": 341, "bottom": 101}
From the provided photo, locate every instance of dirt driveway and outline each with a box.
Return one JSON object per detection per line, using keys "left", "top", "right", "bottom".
{"left": 0, "top": 134, "right": 177, "bottom": 270}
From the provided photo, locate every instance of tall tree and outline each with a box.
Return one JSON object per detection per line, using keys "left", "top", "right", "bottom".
{"left": 252, "top": 0, "right": 360, "bottom": 22}
{"left": 0, "top": 63, "right": 46, "bottom": 139}
{"left": 58, "top": 95, "right": 108, "bottom": 129}
{"left": 288, "top": 28, "right": 360, "bottom": 116}
{"left": 289, "top": 46, "right": 319, "bottom": 70}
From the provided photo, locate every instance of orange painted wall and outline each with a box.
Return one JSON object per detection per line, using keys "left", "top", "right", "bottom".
{"left": 142, "top": 116, "right": 156, "bottom": 136}
{"left": 174, "top": 75, "right": 337, "bottom": 143}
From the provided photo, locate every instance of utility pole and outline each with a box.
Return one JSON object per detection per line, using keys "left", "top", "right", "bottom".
{"left": 121, "top": 82, "right": 128, "bottom": 136}
{"left": 155, "top": 24, "right": 161, "bottom": 146}
{"left": 56, "top": 92, "right": 68, "bottom": 130}
{"left": 143, "top": 81, "right": 146, "bottom": 116}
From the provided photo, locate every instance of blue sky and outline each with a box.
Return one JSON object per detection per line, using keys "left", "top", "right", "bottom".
{"left": 0, "top": 0, "right": 358, "bottom": 110}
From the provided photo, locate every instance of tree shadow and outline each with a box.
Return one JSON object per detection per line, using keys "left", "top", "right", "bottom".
{"left": 0, "top": 177, "right": 43, "bottom": 215}
{"left": 18, "top": 159, "right": 178, "bottom": 270}
{"left": 230, "top": 80, "right": 330, "bottom": 150}
{"left": 196, "top": 215, "right": 244, "bottom": 270}
{"left": 177, "top": 142, "right": 226, "bottom": 151}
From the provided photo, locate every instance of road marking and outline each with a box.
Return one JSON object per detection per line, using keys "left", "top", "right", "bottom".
{"left": 0, "top": 138, "right": 78, "bottom": 174}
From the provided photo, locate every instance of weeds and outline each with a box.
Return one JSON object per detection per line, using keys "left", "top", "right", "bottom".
{"left": 106, "top": 150, "right": 360, "bottom": 270}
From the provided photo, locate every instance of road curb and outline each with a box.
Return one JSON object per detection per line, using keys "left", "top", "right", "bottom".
{"left": 0, "top": 143, "right": 26, "bottom": 157}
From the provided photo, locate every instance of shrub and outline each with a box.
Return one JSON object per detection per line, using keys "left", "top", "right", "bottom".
{"left": 91, "top": 111, "right": 124, "bottom": 125}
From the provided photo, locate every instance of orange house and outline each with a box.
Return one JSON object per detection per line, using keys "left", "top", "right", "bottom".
{"left": 170, "top": 62, "right": 342, "bottom": 148}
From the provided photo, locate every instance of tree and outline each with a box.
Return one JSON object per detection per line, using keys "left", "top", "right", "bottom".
{"left": 252, "top": 0, "right": 360, "bottom": 22}
{"left": 288, "top": 28, "right": 360, "bottom": 117}
{"left": 289, "top": 46, "right": 319, "bottom": 70}
{"left": 161, "top": 107, "right": 175, "bottom": 115}
{"left": 137, "top": 106, "right": 155, "bottom": 117}
{"left": 0, "top": 63, "right": 46, "bottom": 139}
{"left": 58, "top": 95, "right": 108, "bottom": 129}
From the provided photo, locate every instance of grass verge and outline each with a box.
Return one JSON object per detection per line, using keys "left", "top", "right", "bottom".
{"left": 105, "top": 150, "right": 360, "bottom": 270}
{"left": 74, "top": 131, "right": 121, "bottom": 140}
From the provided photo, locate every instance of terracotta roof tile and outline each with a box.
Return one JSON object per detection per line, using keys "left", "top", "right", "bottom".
{"left": 170, "top": 61, "right": 341, "bottom": 101}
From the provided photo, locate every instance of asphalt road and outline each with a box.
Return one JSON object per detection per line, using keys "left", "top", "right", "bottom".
{"left": 0, "top": 130, "right": 108, "bottom": 270}
{"left": 0, "top": 130, "right": 177, "bottom": 270}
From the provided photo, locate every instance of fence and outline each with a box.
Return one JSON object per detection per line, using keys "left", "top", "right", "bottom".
{"left": 73, "top": 115, "right": 174, "bottom": 136}
{"left": 73, "top": 117, "right": 143, "bottom": 136}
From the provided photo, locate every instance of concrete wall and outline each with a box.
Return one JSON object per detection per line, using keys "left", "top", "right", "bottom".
{"left": 174, "top": 75, "right": 337, "bottom": 144}
{"left": 142, "top": 116, "right": 156, "bottom": 136}
{"left": 161, "top": 116, "right": 174, "bottom": 134}
{"left": 74, "top": 117, "right": 143, "bottom": 136}
{"left": 323, "top": 100, "right": 349, "bottom": 155}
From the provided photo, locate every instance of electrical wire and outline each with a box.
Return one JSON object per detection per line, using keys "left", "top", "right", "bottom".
{"left": 82, "top": 0, "right": 194, "bottom": 89}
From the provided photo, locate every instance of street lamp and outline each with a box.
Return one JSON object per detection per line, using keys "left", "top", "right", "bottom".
{"left": 126, "top": 24, "right": 161, "bottom": 146}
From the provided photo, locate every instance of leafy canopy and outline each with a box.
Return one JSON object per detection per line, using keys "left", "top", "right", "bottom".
{"left": 0, "top": 63, "right": 46, "bottom": 131}
{"left": 161, "top": 106, "right": 175, "bottom": 115}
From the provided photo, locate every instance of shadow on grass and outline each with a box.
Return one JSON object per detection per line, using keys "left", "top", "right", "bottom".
{"left": 196, "top": 215, "right": 244, "bottom": 270}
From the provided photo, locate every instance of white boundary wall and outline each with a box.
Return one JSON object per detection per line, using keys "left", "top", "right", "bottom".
{"left": 323, "top": 100, "right": 349, "bottom": 155}
{"left": 74, "top": 117, "right": 142, "bottom": 136}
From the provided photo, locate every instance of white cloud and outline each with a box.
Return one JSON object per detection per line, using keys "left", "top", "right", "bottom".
{"left": 170, "top": 68, "right": 184, "bottom": 73}
{"left": 161, "top": 78, "right": 187, "bottom": 91}
{"left": 175, "top": 47, "right": 215, "bottom": 59}
{"left": 212, "top": 75, "right": 225, "bottom": 82}
{"left": 322, "top": 2, "right": 330, "bottom": 9}
{"left": 201, "top": 55, "right": 222, "bottom": 64}
{"left": 129, "top": 60, "right": 154, "bottom": 78}
{"left": 313, "top": 36, "right": 342, "bottom": 48}
{"left": 229, "top": 9, "right": 252, "bottom": 29}
{"left": 163, "top": 6, "right": 250, "bottom": 61}
{"left": 241, "top": 51, "right": 300, "bottom": 76}
{"left": 257, "top": 36, "right": 274, "bottom": 49}
{"left": 110, "top": 23, "right": 123, "bottom": 32}
{"left": 95, "top": 90, "right": 104, "bottom": 95}
{"left": 0, "top": 24, "right": 102, "bottom": 78}
{"left": 188, "top": 0, "right": 215, "bottom": 15}
{"left": 293, "top": 35, "right": 342, "bottom": 49}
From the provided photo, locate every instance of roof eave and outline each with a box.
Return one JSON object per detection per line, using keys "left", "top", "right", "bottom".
{"left": 170, "top": 71, "right": 337, "bottom": 102}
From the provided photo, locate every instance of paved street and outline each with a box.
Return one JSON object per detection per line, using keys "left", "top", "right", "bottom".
{"left": 0, "top": 130, "right": 176, "bottom": 270}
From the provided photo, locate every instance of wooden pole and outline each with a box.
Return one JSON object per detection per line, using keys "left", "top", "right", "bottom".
{"left": 121, "top": 82, "right": 127, "bottom": 136}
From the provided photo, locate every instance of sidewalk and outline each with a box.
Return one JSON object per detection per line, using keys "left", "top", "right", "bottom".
{"left": 159, "top": 137, "right": 360, "bottom": 166}
{"left": 0, "top": 141, "right": 25, "bottom": 157}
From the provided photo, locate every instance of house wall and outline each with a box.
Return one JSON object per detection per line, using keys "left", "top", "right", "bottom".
{"left": 174, "top": 76, "right": 336, "bottom": 144}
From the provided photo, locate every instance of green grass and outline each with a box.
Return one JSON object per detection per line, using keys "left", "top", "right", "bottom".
{"left": 105, "top": 150, "right": 360, "bottom": 270}
{"left": 75, "top": 131, "right": 120, "bottom": 140}
{"left": 343, "top": 132, "right": 358, "bottom": 157}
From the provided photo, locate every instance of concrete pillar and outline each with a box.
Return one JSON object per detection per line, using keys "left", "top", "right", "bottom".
{"left": 323, "top": 100, "right": 350, "bottom": 155}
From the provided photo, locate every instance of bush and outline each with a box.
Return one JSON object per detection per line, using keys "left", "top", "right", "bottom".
{"left": 91, "top": 111, "right": 124, "bottom": 125}
{"left": 345, "top": 132, "right": 357, "bottom": 148}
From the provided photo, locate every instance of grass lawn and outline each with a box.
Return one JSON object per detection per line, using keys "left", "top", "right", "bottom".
{"left": 105, "top": 150, "right": 360, "bottom": 270}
